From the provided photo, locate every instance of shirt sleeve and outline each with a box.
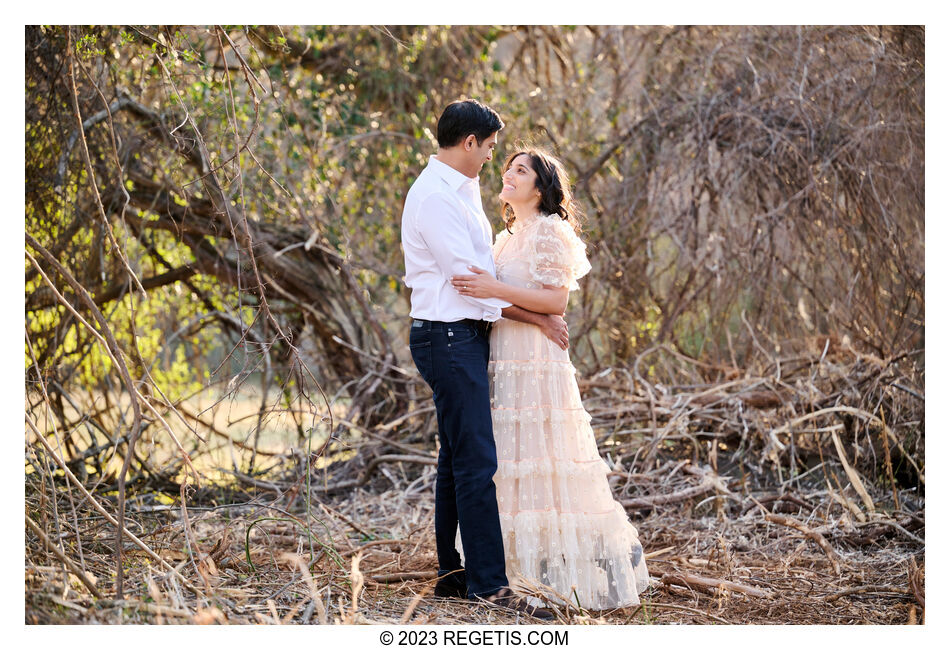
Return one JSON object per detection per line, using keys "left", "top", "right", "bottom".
{"left": 528, "top": 218, "right": 592, "bottom": 291}
{"left": 415, "top": 192, "right": 512, "bottom": 319}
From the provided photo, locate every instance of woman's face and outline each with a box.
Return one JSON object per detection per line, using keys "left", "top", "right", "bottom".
{"left": 500, "top": 154, "right": 540, "bottom": 209}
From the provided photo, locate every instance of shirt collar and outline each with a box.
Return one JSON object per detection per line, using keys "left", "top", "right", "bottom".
{"left": 427, "top": 155, "right": 478, "bottom": 191}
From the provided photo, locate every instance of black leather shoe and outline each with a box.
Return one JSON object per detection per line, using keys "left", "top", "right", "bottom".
{"left": 434, "top": 571, "right": 467, "bottom": 598}
{"left": 480, "top": 587, "right": 555, "bottom": 621}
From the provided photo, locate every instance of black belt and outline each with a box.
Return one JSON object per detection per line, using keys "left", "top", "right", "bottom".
{"left": 460, "top": 318, "right": 493, "bottom": 337}
{"left": 412, "top": 318, "right": 492, "bottom": 337}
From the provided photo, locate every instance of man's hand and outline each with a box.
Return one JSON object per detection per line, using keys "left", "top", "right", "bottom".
{"left": 539, "top": 314, "right": 569, "bottom": 350}
{"left": 499, "top": 306, "right": 569, "bottom": 350}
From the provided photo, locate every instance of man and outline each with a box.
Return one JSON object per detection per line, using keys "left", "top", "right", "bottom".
{"left": 401, "top": 100, "right": 565, "bottom": 619}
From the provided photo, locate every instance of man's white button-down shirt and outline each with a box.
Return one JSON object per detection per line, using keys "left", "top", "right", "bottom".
{"left": 402, "top": 156, "right": 511, "bottom": 322}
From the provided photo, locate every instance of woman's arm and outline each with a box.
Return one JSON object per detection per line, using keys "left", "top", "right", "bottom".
{"left": 451, "top": 266, "right": 568, "bottom": 315}
{"left": 501, "top": 306, "right": 569, "bottom": 349}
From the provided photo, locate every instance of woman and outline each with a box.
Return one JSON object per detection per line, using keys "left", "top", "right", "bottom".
{"left": 450, "top": 149, "right": 650, "bottom": 610}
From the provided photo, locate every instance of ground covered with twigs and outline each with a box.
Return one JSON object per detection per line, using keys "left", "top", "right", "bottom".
{"left": 25, "top": 441, "right": 924, "bottom": 624}
{"left": 26, "top": 342, "right": 924, "bottom": 624}
{"left": 24, "top": 469, "right": 924, "bottom": 625}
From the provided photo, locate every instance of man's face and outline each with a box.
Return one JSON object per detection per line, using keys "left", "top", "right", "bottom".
{"left": 469, "top": 132, "right": 498, "bottom": 172}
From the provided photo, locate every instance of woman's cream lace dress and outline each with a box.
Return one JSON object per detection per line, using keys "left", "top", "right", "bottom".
{"left": 489, "top": 214, "right": 649, "bottom": 609}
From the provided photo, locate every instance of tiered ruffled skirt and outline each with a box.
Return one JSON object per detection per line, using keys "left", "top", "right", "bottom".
{"left": 487, "top": 319, "right": 650, "bottom": 610}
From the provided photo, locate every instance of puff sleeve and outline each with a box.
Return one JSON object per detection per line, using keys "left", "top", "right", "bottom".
{"left": 528, "top": 216, "right": 591, "bottom": 291}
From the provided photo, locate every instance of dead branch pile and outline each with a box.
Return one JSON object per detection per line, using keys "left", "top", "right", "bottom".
{"left": 26, "top": 336, "right": 923, "bottom": 624}
{"left": 26, "top": 435, "right": 923, "bottom": 625}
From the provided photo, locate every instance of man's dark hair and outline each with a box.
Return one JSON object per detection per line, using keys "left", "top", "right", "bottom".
{"left": 436, "top": 99, "right": 504, "bottom": 148}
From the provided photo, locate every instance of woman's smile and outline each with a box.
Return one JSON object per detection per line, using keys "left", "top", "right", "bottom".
{"left": 499, "top": 154, "right": 538, "bottom": 204}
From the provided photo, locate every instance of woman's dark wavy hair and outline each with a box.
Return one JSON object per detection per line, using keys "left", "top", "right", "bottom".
{"left": 500, "top": 148, "right": 581, "bottom": 234}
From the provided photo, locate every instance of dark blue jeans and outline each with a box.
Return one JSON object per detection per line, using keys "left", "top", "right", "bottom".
{"left": 409, "top": 319, "right": 508, "bottom": 598}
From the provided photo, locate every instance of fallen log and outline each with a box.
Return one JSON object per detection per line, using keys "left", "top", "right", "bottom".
{"left": 660, "top": 572, "right": 774, "bottom": 599}
{"left": 622, "top": 482, "right": 715, "bottom": 509}
{"left": 687, "top": 390, "right": 784, "bottom": 409}
{"left": 623, "top": 465, "right": 731, "bottom": 509}
{"left": 368, "top": 570, "right": 437, "bottom": 584}
{"left": 822, "top": 585, "right": 911, "bottom": 602}
{"left": 850, "top": 518, "right": 925, "bottom": 546}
